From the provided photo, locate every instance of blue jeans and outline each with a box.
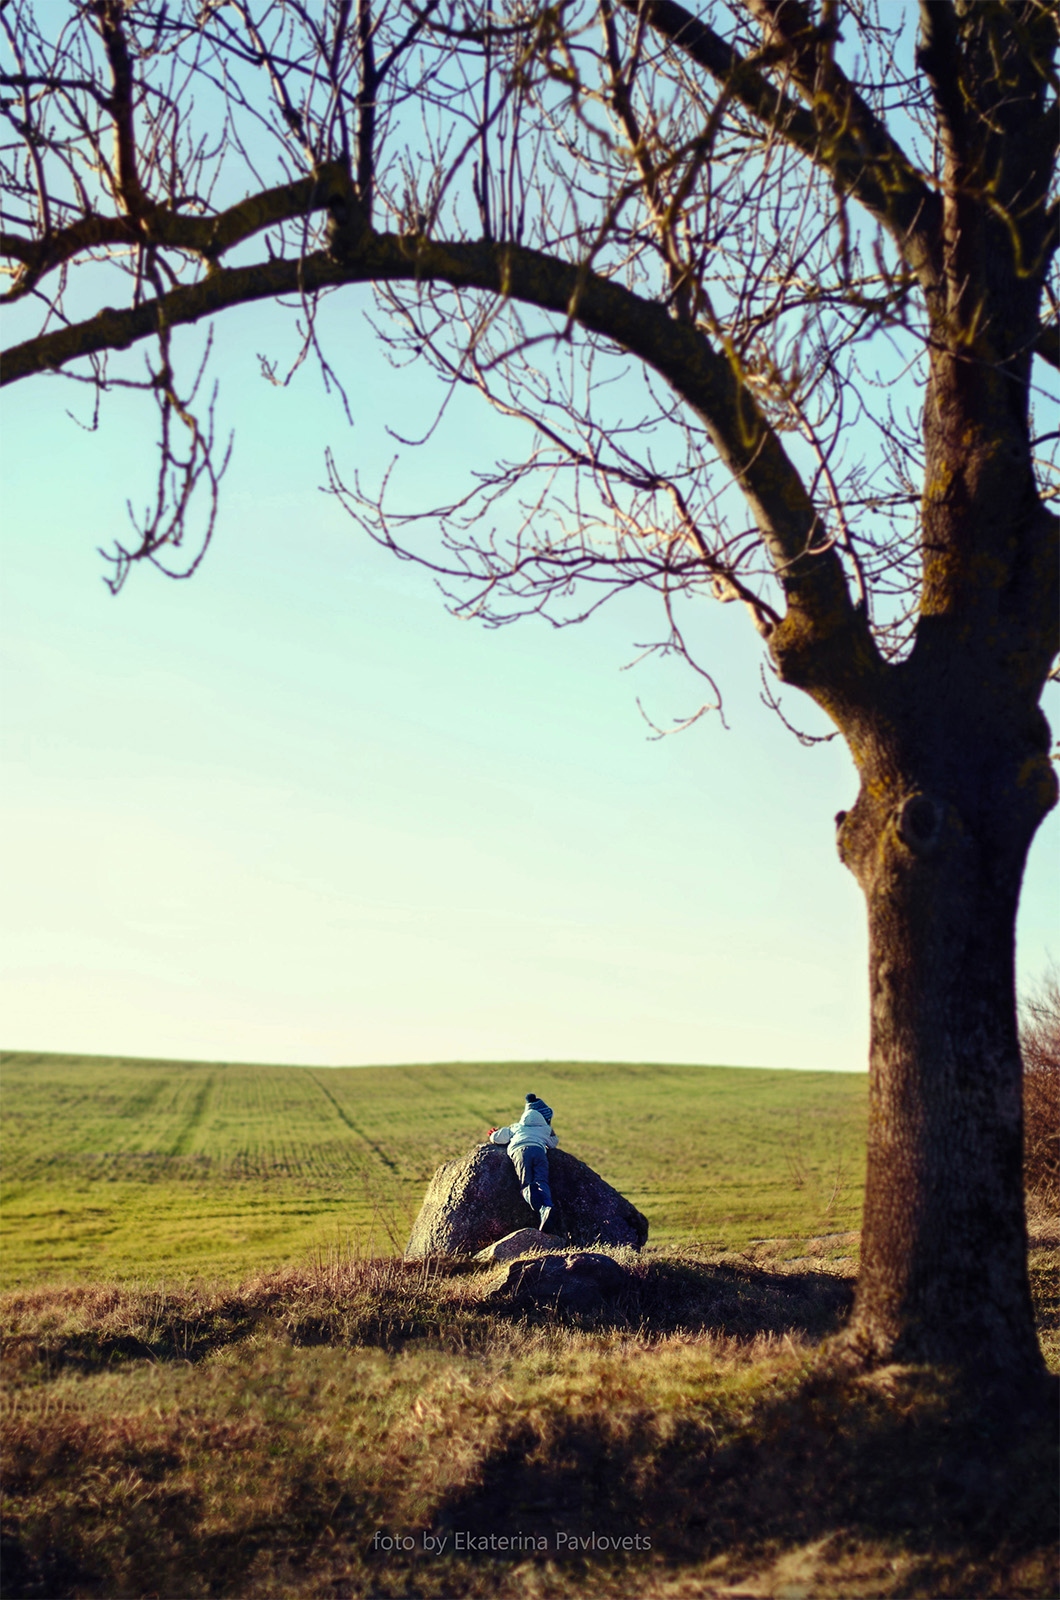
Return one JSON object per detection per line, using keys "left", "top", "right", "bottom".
{"left": 509, "top": 1145, "right": 552, "bottom": 1215}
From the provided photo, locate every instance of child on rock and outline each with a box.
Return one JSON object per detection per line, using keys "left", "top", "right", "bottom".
{"left": 487, "top": 1094, "right": 558, "bottom": 1231}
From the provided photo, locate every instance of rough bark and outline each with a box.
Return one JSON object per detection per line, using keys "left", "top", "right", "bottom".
{"left": 834, "top": 703, "right": 1055, "bottom": 1373}
{"left": 810, "top": 0, "right": 1058, "bottom": 1380}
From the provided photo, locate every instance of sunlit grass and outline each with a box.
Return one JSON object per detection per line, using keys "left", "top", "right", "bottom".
{"left": 0, "top": 1052, "right": 868, "bottom": 1285}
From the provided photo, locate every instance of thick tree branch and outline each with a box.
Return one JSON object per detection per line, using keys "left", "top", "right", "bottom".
{"left": 356, "top": 0, "right": 378, "bottom": 207}
{"left": 0, "top": 231, "right": 41, "bottom": 265}
{"left": 1034, "top": 322, "right": 1060, "bottom": 370}
{"left": 628, "top": 0, "right": 941, "bottom": 286}
{"left": 915, "top": 0, "right": 965, "bottom": 157}
{"left": 0, "top": 227, "right": 880, "bottom": 699}
{"left": 1, "top": 164, "right": 347, "bottom": 302}
{"left": 2, "top": 215, "right": 138, "bottom": 301}
{"left": 94, "top": 0, "right": 147, "bottom": 217}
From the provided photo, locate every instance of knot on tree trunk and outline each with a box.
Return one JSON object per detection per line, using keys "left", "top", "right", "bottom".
{"left": 895, "top": 792, "right": 945, "bottom": 856}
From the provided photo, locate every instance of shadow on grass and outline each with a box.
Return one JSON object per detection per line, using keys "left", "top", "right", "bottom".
{"left": 5, "top": 1370, "right": 1055, "bottom": 1600}
{"left": 597, "top": 1256, "right": 853, "bottom": 1342}
{"left": 1, "top": 1410, "right": 368, "bottom": 1600}
{"left": 430, "top": 1362, "right": 1058, "bottom": 1575}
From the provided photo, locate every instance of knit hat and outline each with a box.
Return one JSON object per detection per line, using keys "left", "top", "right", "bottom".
{"left": 524, "top": 1093, "right": 553, "bottom": 1123}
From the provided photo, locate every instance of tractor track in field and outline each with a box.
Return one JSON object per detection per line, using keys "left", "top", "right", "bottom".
{"left": 168, "top": 1073, "right": 215, "bottom": 1158}
{"left": 307, "top": 1072, "right": 398, "bottom": 1172}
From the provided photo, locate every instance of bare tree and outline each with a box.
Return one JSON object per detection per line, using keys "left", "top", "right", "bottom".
{"left": 2, "top": 0, "right": 1057, "bottom": 1381}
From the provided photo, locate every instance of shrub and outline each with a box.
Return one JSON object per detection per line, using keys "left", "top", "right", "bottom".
{"left": 1021, "top": 969, "right": 1060, "bottom": 1207}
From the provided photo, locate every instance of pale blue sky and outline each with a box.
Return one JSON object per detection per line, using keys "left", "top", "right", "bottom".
{"left": 2, "top": 290, "right": 1057, "bottom": 1070}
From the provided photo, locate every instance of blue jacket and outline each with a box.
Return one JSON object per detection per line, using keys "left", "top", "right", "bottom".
{"left": 489, "top": 1108, "right": 558, "bottom": 1152}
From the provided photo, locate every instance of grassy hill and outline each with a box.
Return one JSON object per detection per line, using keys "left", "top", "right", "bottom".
{"left": 0, "top": 1052, "right": 867, "bottom": 1285}
{"left": 2, "top": 1051, "right": 1056, "bottom": 1600}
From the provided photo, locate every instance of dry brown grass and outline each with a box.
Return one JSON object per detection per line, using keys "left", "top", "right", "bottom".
{"left": 1022, "top": 971, "right": 1060, "bottom": 1209}
{"left": 2, "top": 1244, "right": 1057, "bottom": 1600}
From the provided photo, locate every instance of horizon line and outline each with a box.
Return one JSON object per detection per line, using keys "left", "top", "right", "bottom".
{"left": 0, "top": 1047, "right": 868, "bottom": 1075}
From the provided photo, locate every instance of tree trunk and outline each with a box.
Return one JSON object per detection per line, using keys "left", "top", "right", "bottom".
{"left": 834, "top": 694, "right": 1055, "bottom": 1380}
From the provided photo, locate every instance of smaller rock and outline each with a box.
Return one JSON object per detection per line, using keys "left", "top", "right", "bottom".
{"left": 489, "top": 1250, "right": 634, "bottom": 1315}
{"left": 475, "top": 1228, "right": 570, "bottom": 1263}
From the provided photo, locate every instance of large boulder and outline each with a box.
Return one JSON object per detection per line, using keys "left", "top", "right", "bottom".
{"left": 404, "top": 1145, "right": 648, "bottom": 1259}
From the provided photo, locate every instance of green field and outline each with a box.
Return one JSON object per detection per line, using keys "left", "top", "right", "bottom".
{"left": 0, "top": 1053, "right": 867, "bottom": 1286}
